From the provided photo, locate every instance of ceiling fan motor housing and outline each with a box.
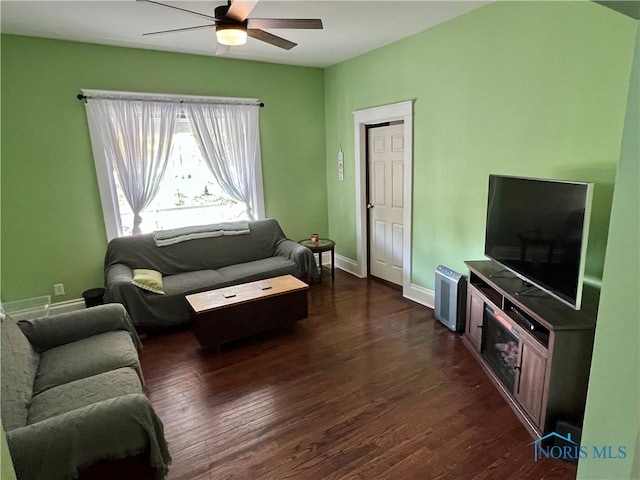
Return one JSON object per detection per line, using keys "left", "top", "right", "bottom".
{"left": 214, "top": 5, "right": 231, "bottom": 21}
{"left": 215, "top": 4, "right": 248, "bottom": 27}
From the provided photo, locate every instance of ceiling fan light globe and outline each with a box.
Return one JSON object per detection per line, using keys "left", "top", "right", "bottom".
{"left": 216, "top": 27, "right": 247, "bottom": 46}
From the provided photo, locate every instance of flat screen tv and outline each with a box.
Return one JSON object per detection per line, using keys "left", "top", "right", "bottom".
{"left": 484, "top": 175, "right": 593, "bottom": 310}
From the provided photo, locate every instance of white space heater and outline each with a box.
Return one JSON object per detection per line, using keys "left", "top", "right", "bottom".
{"left": 434, "top": 265, "right": 467, "bottom": 332}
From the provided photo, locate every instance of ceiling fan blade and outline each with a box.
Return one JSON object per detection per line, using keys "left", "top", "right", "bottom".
{"left": 247, "top": 29, "right": 297, "bottom": 50}
{"left": 247, "top": 18, "right": 323, "bottom": 30}
{"left": 227, "top": 0, "right": 259, "bottom": 22}
{"left": 139, "top": 0, "right": 218, "bottom": 22}
{"left": 143, "top": 24, "right": 216, "bottom": 36}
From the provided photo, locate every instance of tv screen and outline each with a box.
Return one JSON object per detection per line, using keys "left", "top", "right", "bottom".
{"left": 484, "top": 175, "right": 593, "bottom": 309}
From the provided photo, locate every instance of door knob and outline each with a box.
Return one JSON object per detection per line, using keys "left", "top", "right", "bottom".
{"left": 366, "top": 203, "right": 374, "bottom": 209}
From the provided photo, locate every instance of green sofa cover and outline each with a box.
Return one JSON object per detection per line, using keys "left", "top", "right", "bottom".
{"left": 104, "top": 218, "right": 318, "bottom": 327}
{"left": 0, "top": 304, "right": 170, "bottom": 480}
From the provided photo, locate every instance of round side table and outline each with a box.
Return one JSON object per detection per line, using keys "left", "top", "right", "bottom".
{"left": 299, "top": 238, "right": 336, "bottom": 281}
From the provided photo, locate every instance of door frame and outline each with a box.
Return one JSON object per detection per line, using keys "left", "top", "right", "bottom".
{"left": 353, "top": 100, "right": 413, "bottom": 297}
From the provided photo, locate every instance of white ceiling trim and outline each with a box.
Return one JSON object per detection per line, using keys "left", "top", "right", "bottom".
{"left": 1, "top": 1, "right": 491, "bottom": 68}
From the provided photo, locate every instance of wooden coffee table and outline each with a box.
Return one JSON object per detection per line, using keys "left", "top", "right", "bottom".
{"left": 185, "top": 275, "right": 309, "bottom": 350}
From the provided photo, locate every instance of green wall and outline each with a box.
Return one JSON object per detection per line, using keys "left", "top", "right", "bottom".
{"left": 578, "top": 24, "right": 639, "bottom": 480}
{"left": 0, "top": 3, "right": 638, "bottom": 478}
{"left": 324, "top": 1, "right": 636, "bottom": 290}
{"left": 0, "top": 35, "right": 327, "bottom": 302}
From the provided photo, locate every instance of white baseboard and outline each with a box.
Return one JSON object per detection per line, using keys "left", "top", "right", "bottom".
{"left": 50, "top": 298, "right": 86, "bottom": 314}
{"left": 330, "top": 254, "right": 434, "bottom": 310}
{"left": 333, "top": 255, "right": 434, "bottom": 308}
{"left": 319, "top": 255, "right": 331, "bottom": 266}
{"left": 403, "top": 283, "right": 435, "bottom": 309}
{"left": 335, "top": 254, "right": 364, "bottom": 278}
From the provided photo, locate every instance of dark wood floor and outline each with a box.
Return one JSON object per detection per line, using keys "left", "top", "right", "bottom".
{"left": 139, "top": 271, "right": 577, "bottom": 480}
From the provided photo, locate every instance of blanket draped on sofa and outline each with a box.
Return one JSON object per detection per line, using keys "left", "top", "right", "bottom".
{"left": 152, "top": 221, "right": 250, "bottom": 246}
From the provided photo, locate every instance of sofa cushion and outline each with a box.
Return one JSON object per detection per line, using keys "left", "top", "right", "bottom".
{"left": 33, "top": 331, "right": 140, "bottom": 395}
{"left": 0, "top": 314, "right": 40, "bottom": 430}
{"left": 217, "top": 256, "right": 298, "bottom": 284}
{"left": 27, "top": 367, "right": 143, "bottom": 425}
{"left": 17, "top": 304, "right": 141, "bottom": 352}
{"left": 163, "top": 269, "right": 226, "bottom": 295}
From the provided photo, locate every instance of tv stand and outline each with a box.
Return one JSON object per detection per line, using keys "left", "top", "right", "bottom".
{"left": 463, "top": 260, "right": 597, "bottom": 438}
{"left": 514, "top": 283, "right": 540, "bottom": 297}
{"left": 488, "top": 268, "right": 511, "bottom": 278}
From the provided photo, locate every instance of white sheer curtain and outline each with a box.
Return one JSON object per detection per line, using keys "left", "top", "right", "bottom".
{"left": 86, "top": 99, "right": 178, "bottom": 234}
{"left": 184, "top": 103, "right": 263, "bottom": 220}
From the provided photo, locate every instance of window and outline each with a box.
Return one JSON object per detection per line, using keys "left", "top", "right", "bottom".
{"left": 116, "top": 118, "right": 246, "bottom": 235}
{"left": 83, "top": 90, "right": 264, "bottom": 240}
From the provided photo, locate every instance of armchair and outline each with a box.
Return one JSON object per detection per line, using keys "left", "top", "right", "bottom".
{"left": 1, "top": 304, "right": 170, "bottom": 480}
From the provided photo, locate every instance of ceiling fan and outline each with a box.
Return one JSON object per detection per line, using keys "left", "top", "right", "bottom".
{"left": 141, "top": 0, "right": 323, "bottom": 51}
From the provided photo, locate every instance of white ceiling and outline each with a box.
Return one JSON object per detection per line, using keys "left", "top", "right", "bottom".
{"left": 0, "top": 1, "right": 489, "bottom": 68}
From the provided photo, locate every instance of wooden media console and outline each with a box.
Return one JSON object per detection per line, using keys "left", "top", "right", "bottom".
{"left": 463, "top": 260, "right": 598, "bottom": 438}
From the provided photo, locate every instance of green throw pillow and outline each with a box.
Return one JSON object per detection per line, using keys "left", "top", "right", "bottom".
{"left": 132, "top": 269, "right": 165, "bottom": 295}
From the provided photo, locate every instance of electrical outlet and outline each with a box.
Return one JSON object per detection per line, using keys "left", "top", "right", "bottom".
{"left": 53, "top": 284, "right": 65, "bottom": 296}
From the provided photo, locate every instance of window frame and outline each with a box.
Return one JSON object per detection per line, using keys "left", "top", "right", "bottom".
{"left": 82, "top": 89, "right": 265, "bottom": 240}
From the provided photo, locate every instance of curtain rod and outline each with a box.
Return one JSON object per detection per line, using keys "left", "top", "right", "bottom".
{"left": 76, "top": 93, "right": 264, "bottom": 108}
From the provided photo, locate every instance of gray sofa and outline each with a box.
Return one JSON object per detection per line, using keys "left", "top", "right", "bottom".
{"left": 1, "top": 304, "right": 170, "bottom": 480}
{"left": 104, "top": 218, "right": 317, "bottom": 328}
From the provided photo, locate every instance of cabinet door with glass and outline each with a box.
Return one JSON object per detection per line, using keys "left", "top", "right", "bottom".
{"left": 515, "top": 335, "right": 548, "bottom": 426}
{"left": 466, "top": 285, "right": 485, "bottom": 352}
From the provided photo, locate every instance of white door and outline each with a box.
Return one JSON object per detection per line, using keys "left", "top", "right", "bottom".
{"left": 367, "top": 123, "right": 404, "bottom": 285}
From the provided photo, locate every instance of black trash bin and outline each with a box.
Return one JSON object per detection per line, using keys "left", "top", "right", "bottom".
{"left": 82, "top": 288, "right": 105, "bottom": 308}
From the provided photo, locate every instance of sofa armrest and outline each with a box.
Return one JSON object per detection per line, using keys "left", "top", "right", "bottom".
{"left": 7, "top": 394, "right": 170, "bottom": 480}
{"left": 106, "top": 263, "right": 134, "bottom": 286}
{"left": 104, "top": 263, "right": 136, "bottom": 311}
{"left": 275, "top": 239, "right": 320, "bottom": 281}
{"left": 17, "top": 304, "right": 141, "bottom": 352}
